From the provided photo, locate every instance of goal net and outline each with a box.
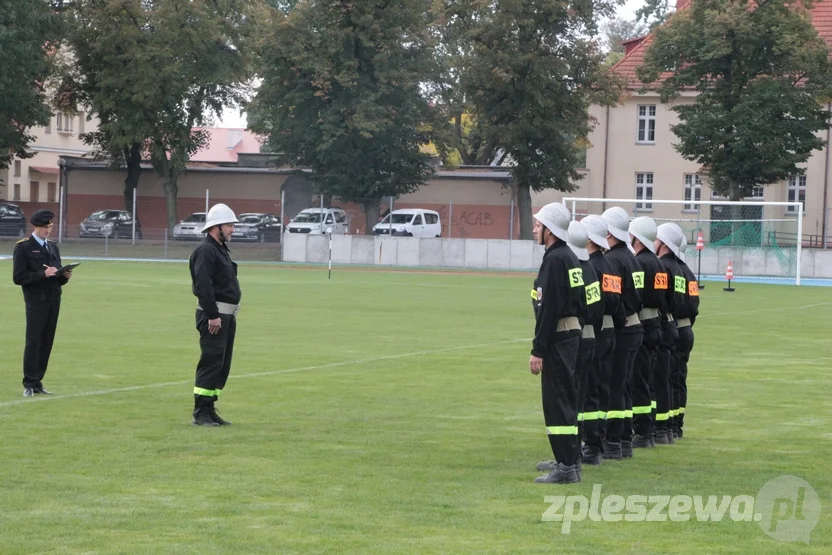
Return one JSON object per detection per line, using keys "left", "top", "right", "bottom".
{"left": 562, "top": 197, "right": 805, "bottom": 285}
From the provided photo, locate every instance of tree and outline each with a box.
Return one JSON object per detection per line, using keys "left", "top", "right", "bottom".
{"left": 601, "top": 17, "right": 649, "bottom": 53}
{"left": 637, "top": 0, "right": 832, "bottom": 202}
{"left": 249, "top": 0, "right": 437, "bottom": 230}
{"left": 445, "top": 0, "right": 624, "bottom": 239}
{"left": 0, "top": 0, "right": 61, "bottom": 169}
{"left": 635, "top": 0, "right": 675, "bottom": 30}
{"left": 58, "top": 0, "right": 266, "bottom": 229}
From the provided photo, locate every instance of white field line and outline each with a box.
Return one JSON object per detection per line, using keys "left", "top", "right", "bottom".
{"left": 0, "top": 338, "right": 530, "bottom": 409}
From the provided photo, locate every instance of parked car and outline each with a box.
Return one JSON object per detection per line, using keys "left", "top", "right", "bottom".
{"left": 373, "top": 209, "right": 442, "bottom": 237}
{"left": 286, "top": 207, "right": 349, "bottom": 235}
{"left": 0, "top": 202, "right": 26, "bottom": 237}
{"left": 232, "top": 213, "right": 282, "bottom": 242}
{"left": 79, "top": 209, "right": 142, "bottom": 239}
{"left": 173, "top": 212, "right": 206, "bottom": 241}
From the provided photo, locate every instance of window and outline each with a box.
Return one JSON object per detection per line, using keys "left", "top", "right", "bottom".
{"left": 412, "top": 214, "right": 423, "bottom": 225}
{"left": 13, "top": 184, "right": 20, "bottom": 201}
{"left": 47, "top": 182, "right": 57, "bottom": 202}
{"left": 45, "top": 117, "right": 51, "bottom": 134}
{"left": 683, "top": 174, "right": 702, "bottom": 211}
{"left": 637, "top": 105, "right": 656, "bottom": 143}
{"left": 14, "top": 160, "right": 21, "bottom": 177}
{"left": 56, "top": 113, "right": 62, "bottom": 131}
{"left": 78, "top": 111, "right": 85, "bottom": 135}
{"left": 425, "top": 213, "right": 439, "bottom": 224}
{"left": 335, "top": 212, "right": 346, "bottom": 223}
{"left": 30, "top": 181, "right": 40, "bottom": 202}
{"left": 57, "top": 113, "right": 73, "bottom": 133}
{"left": 635, "top": 173, "right": 654, "bottom": 211}
{"left": 751, "top": 185, "right": 764, "bottom": 199}
{"left": 787, "top": 175, "right": 806, "bottom": 213}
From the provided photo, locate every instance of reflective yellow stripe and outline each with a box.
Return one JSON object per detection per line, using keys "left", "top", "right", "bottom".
{"left": 569, "top": 268, "right": 584, "bottom": 288}
{"left": 585, "top": 281, "right": 601, "bottom": 305}
{"left": 651, "top": 400, "right": 657, "bottom": 410}
{"left": 530, "top": 289, "right": 538, "bottom": 300}
{"left": 599, "top": 411, "right": 607, "bottom": 419}
{"left": 633, "top": 405, "right": 652, "bottom": 415}
{"left": 624, "top": 410, "right": 633, "bottom": 418}
{"left": 656, "top": 412, "right": 670, "bottom": 422}
{"left": 633, "top": 271, "right": 645, "bottom": 289}
{"left": 547, "top": 426, "right": 579, "bottom": 435}
{"left": 678, "top": 407, "right": 686, "bottom": 414}
{"left": 674, "top": 275, "right": 686, "bottom": 294}
{"left": 606, "top": 410, "right": 627, "bottom": 419}
{"left": 577, "top": 413, "right": 584, "bottom": 422}
{"left": 215, "top": 389, "right": 222, "bottom": 398}
{"left": 193, "top": 387, "right": 215, "bottom": 397}
{"left": 582, "top": 411, "right": 602, "bottom": 421}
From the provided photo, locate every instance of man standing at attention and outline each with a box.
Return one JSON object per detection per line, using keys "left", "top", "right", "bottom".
{"left": 190, "top": 203, "right": 242, "bottom": 426}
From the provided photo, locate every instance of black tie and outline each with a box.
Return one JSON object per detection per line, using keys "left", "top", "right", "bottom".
{"left": 44, "top": 242, "right": 50, "bottom": 257}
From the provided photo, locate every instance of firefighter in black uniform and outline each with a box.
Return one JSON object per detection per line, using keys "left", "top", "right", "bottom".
{"left": 12, "top": 209, "right": 73, "bottom": 396}
{"left": 580, "top": 214, "right": 623, "bottom": 465}
{"left": 190, "top": 203, "right": 242, "bottom": 426}
{"left": 600, "top": 207, "right": 644, "bottom": 460}
{"left": 672, "top": 233, "right": 700, "bottom": 439}
{"left": 628, "top": 216, "right": 668, "bottom": 449}
{"left": 529, "top": 202, "right": 585, "bottom": 484}
{"left": 653, "top": 223, "right": 684, "bottom": 444}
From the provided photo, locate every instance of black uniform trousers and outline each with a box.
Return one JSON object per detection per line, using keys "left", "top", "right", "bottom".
{"left": 194, "top": 310, "right": 237, "bottom": 410}
{"left": 672, "top": 325, "right": 694, "bottom": 433}
{"left": 584, "top": 328, "right": 614, "bottom": 448}
{"left": 632, "top": 317, "right": 661, "bottom": 437}
{"left": 605, "top": 324, "right": 642, "bottom": 444}
{"left": 541, "top": 330, "right": 581, "bottom": 467}
{"left": 575, "top": 336, "right": 596, "bottom": 456}
{"left": 23, "top": 297, "right": 61, "bottom": 389}
{"left": 654, "top": 320, "right": 679, "bottom": 433}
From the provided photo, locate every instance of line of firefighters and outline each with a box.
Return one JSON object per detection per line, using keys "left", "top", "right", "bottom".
{"left": 529, "top": 203, "right": 700, "bottom": 484}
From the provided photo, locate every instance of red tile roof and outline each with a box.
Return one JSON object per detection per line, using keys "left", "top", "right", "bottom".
{"left": 613, "top": 0, "right": 832, "bottom": 89}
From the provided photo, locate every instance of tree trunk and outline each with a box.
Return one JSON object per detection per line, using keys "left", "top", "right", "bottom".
{"left": 516, "top": 181, "right": 533, "bottom": 240}
{"left": 164, "top": 176, "right": 179, "bottom": 232}
{"left": 361, "top": 200, "right": 380, "bottom": 235}
{"left": 122, "top": 143, "right": 142, "bottom": 216}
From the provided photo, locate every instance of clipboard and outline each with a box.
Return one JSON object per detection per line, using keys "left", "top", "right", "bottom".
{"left": 58, "top": 262, "right": 81, "bottom": 273}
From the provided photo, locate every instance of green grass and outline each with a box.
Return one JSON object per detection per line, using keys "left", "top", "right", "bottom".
{"left": 0, "top": 261, "right": 830, "bottom": 554}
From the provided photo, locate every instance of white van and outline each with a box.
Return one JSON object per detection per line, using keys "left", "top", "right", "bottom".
{"left": 373, "top": 209, "right": 442, "bottom": 237}
{"left": 286, "top": 207, "right": 349, "bottom": 235}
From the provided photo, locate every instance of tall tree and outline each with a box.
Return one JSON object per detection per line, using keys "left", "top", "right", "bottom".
{"left": 248, "top": 0, "right": 437, "bottom": 229}
{"left": 58, "top": 0, "right": 266, "bottom": 229}
{"left": 0, "top": 0, "right": 61, "bottom": 169}
{"left": 445, "top": 0, "right": 624, "bottom": 239}
{"left": 637, "top": 0, "right": 832, "bottom": 202}
{"left": 635, "top": 0, "right": 675, "bottom": 29}
{"left": 601, "top": 17, "right": 650, "bottom": 53}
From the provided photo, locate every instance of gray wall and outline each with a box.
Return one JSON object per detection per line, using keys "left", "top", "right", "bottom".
{"left": 281, "top": 234, "right": 832, "bottom": 280}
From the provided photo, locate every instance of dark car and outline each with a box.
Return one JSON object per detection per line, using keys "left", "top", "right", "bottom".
{"left": 0, "top": 202, "right": 26, "bottom": 237}
{"left": 232, "top": 213, "right": 282, "bottom": 243}
{"left": 79, "top": 209, "right": 143, "bottom": 239}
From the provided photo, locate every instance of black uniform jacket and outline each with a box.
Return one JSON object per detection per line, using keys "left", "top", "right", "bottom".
{"left": 589, "top": 250, "right": 624, "bottom": 329}
{"left": 636, "top": 248, "right": 670, "bottom": 316}
{"left": 189, "top": 235, "right": 242, "bottom": 320}
{"left": 580, "top": 259, "right": 604, "bottom": 335}
{"left": 677, "top": 260, "right": 700, "bottom": 325}
{"left": 531, "top": 241, "right": 585, "bottom": 358}
{"left": 603, "top": 242, "right": 643, "bottom": 327}
{"left": 13, "top": 236, "right": 68, "bottom": 303}
{"left": 659, "top": 253, "right": 685, "bottom": 321}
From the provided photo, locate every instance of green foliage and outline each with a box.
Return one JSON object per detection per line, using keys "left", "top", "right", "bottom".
{"left": 59, "top": 0, "right": 267, "bottom": 227}
{"left": 638, "top": 0, "right": 832, "bottom": 199}
{"left": 249, "top": 0, "right": 437, "bottom": 228}
{"left": 635, "top": 0, "right": 675, "bottom": 29}
{"left": 601, "top": 17, "right": 650, "bottom": 53}
{"left": 0, "top": 0, "right": 62, "bottom": 169}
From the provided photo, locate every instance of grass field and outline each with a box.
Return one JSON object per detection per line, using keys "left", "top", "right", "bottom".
{"left": 0, "top": 260, "right": 830, "bottom": 554}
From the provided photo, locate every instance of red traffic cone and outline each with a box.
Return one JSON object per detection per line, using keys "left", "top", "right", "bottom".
{"left": 695, "top": 231, "right": 704, "bottom": 250}
{"left": 695, "top": 230, "right": 706, "bottom": 289}
{"left": 724, "top": 260, "right": 735, "bottom": 292}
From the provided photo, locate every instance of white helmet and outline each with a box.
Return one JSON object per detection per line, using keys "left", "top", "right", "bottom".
{"left": 679, "top": 234, "right": 688, "bottom": 262}
{"left": 602, "top": 206, "right": 631, "bottom": 243}
{"left": 580, "top": 215, "right": 610, "bottom": 250}
{"left": 629, "top": 216, "right": 657, "bottom": 254}
{"left": 202, "top": 203, "right": 239, "bottom": 232}
{"left": 567, "top": 221, "right": 590, "bottom": 261}
{"left": 656, "top": 222, "right": 683, "bottom": 258}
{"left": 533, "top": 202, "right": 570, "bottom": 243}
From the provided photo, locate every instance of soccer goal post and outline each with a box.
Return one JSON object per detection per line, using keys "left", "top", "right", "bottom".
{"left": 562, "top": 197, "right": 805, "bottom": 286}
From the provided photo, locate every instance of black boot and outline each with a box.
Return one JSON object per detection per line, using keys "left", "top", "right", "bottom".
{"left": 534, "top": 463, "right": 580, "bottom": 484}
{"left": 210, "top": 406, "right": 232, "bottom": 426}
{"left": 602, "top": 440, "right": 622, "bottom": 460}
{"left": 621, "top": 440, "right": 633, "bottom": 458}
{"left": 632, "top": 433, "right": 652, "bottom": 449}
{"left": 582, "top": 445, "right": 603, "bottom": 466}
{"left": 193, "top": 395, "right": 219, "bottom": 427}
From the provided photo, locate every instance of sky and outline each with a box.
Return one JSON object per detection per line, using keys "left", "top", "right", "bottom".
{"left": 216, "top": 0, "right": 646, "bottom": 129}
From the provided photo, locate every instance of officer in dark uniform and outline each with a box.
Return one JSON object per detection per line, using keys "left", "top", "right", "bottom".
{"left": 653, "top": 223, "right": 684, "bottom": 445}
{"left": 672, "top": 233, "right": 700, "bottom": 439}
{"left": 12, "top": 209, "right": 73, "bottom": 396}
{"left": 529, "top": 202, "right": 585, "bottom": 484}
{"left": 189, "top": 203, "right": 242, "bottom": 426}
{"left": 628, "top": 216, "right": 669, "bottom": 449}
{"left": 600, "top": 207, "right": 644, "bottom": 460}
{"left": 580, "top": 215, "right": 623, "bottom": 465}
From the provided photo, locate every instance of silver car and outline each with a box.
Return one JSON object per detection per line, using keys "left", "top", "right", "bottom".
{"left": 173, "top": 213, "right": 206, "bottom": 240}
